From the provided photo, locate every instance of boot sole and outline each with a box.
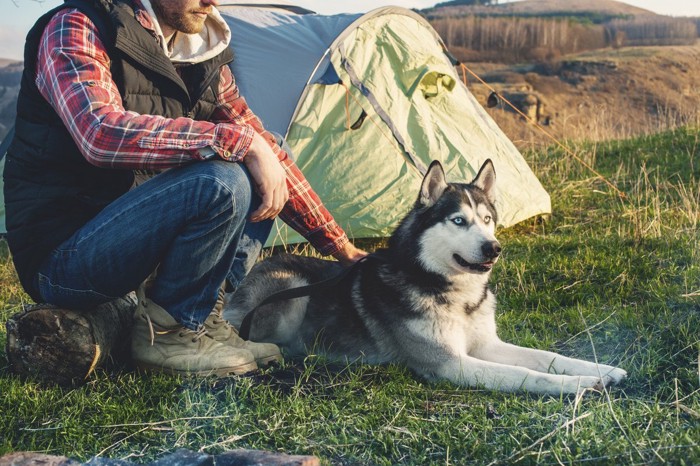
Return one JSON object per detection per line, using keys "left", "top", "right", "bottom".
{"left": 135, "top": 360, "right": 258, "bottom": 377}
{"left": 256, "top": 353, "right": 283, "bottom": 367}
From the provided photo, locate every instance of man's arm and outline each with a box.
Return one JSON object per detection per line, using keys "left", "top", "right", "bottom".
{"left": 242, "top": 132, "right": 289, "bottom": 222}
{"left": 212, "top": 66, "right": 366, "bottom": 258}
{"left": 39, "top": 8, "right": 364, "bottom": 260}
{"left": 36, "top": 9, "right": 257, "bottom": 169}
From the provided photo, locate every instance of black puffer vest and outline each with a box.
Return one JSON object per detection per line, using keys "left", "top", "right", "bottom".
{"left": 4, "top": 0, "right": 233, "bottom": 301}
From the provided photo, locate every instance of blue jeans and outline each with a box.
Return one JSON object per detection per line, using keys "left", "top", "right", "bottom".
{"left": 35, "top": 160, "right": 272, "bottom": 330}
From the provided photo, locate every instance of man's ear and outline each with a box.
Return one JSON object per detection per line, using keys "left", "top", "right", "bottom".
{"left": 419, "top": 160, "right": 449, "bottom": 207}
{"left": 472, "top": 159, "right": 496, "bottom": 204}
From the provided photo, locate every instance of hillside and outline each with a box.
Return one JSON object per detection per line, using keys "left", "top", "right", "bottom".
{"left": 0, "top": 61, "right": 21, "bottom": 140}
{"left": 466, "top": 43, "right": 700, "bottom": 146}
{"left": 498, "top": 0, "right": 655, "bottom": 16}
{"left": 427, "top": 0, "right": 658, "bottom": 19}
{"left": 426, "top": 0, "right": 698, "bottom": 64}
{"left": 0, "top": 59, "right": 20, "bottom": 68}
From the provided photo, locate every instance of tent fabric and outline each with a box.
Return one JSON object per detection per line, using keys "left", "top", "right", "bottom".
{"left": 219, "top": 1, "right": 314, "bottom": 15}
{"left": 219, "top": 6, "right": 551, "bottom": 247}
{"left": 220, "top": 6, "right": 360, "bottom": 136}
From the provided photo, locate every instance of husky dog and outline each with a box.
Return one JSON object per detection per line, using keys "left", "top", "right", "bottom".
{"left": 225, "top": 160, "right": 627, "bottom": 395}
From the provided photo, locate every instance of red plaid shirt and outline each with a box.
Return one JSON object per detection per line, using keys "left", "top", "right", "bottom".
{"left": 35, "top": 5, "right": 348, "bottom": 255}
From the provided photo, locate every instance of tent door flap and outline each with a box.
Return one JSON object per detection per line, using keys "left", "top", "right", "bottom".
{"left": 338, "top": 44, "right": 426, "bottom": 175}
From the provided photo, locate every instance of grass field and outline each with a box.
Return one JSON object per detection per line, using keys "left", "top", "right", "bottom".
{"left": 1, "top": 127, "right": 699, "bottom": 465}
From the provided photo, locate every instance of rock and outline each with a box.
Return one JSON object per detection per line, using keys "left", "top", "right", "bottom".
{"left": 1, "top": 450, "right": 321, "bottom": 466}
{"left": 0, "top": 452, "right": 80, "bottom": 466}
{"left": 149, "top": 450, "right": 212, "bottom": 466}
{"left": 84, "top": 458, "right": 133, "bottom": 466}
{"left": 217, "top": 449, "right": 320, "bottom": 466}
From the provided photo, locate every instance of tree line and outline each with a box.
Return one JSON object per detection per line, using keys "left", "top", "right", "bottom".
{"left": 429, "top": 15, "right": 698, "bottom": 63}
{"left": 607, "top": 17, "right": 698, "bottom": 47}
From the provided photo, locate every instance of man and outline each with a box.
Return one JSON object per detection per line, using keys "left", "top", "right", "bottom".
{"left": 4, "top": 0, "right": 366, "bottom": 377}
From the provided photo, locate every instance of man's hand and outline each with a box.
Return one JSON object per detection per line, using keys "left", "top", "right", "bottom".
{"left": 332, "top": 242, "right": 369, "bottom": 266}
{"left": 244, "top": 133, "right": 289, "bottom": 222}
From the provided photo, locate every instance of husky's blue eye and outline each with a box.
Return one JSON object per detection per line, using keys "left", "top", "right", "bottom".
{"left": 484, "top": 216, "right": 492, "bottom": 224}
{"left": 452, "top": 217, "right": 466, "bottom": 226}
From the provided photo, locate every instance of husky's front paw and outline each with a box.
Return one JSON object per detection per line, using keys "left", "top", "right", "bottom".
{"left": 602, "top": 366, "right": 627, "bottom": 386}
{"left": 576, "top": 376, "right": 607, "bottom": 393}
{"left": 576, "top": 372, "right": 624, "bottom": 394}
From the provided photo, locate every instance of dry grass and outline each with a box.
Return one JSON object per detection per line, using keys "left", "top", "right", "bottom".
{"left": 465, "top": 43, "right": 700, "bottom": 151}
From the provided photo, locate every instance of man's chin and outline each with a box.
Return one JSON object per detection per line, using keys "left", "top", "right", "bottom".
{"left": 179, "top": 23, "right": 206, "bottom": 34}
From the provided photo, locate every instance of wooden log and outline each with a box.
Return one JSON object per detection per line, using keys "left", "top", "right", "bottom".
{"left": 215, "top": 450, "right": 320, "bottom": 466}
{"left": 0, "top": 452, "right": 80, "bottom": 466}
{"left": 5, "top": 294, "right": 136, "bottom": 386}
{"left": 0, "top": 450, "right": 321, "bottom": 466}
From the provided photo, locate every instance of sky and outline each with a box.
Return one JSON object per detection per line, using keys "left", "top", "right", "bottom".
{"left": 2, "top": 0, "right": 700, "bottom": 60}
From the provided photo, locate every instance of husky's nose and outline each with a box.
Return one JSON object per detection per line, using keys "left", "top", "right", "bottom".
{"left": 482, "top": 241, "right": 502, "bottom": 260}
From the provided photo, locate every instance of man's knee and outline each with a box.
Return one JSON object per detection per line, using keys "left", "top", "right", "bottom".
{"left": 182, "top": 161, "right": 253, "bottom": 216}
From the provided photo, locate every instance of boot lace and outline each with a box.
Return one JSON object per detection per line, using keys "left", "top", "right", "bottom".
{"left": 144, "top": 313, "right": 208, "bottom": 345}
{"left": 209, "top": 286, "right": 239, "bottom": 335}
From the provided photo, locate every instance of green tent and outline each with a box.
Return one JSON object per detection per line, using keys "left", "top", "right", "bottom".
{"left": 221, "top": 4, "right": 551, "bottom": 247}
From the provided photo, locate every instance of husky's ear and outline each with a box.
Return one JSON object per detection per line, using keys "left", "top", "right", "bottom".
{"left": 472, "top": 159, "right": 496, "bottom": 204}
{"left": 419, "top": 161, "right": 449, "bottom": 207}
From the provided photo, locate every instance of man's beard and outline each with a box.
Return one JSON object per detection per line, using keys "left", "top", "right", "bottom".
{"left": 151, "top": 1, "right": 209, "bottom": 35}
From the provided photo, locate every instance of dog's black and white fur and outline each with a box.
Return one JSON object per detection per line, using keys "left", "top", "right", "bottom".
{"left": 225, "top": 160, "right": 627, "bottom": 394}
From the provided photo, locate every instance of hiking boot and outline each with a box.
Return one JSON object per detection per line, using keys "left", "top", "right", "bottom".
{"left": 131, "top": 286, "right": 258, "bottom": 377}
{"left": 204, "top": 286, "right": 283, "bottom": 367}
